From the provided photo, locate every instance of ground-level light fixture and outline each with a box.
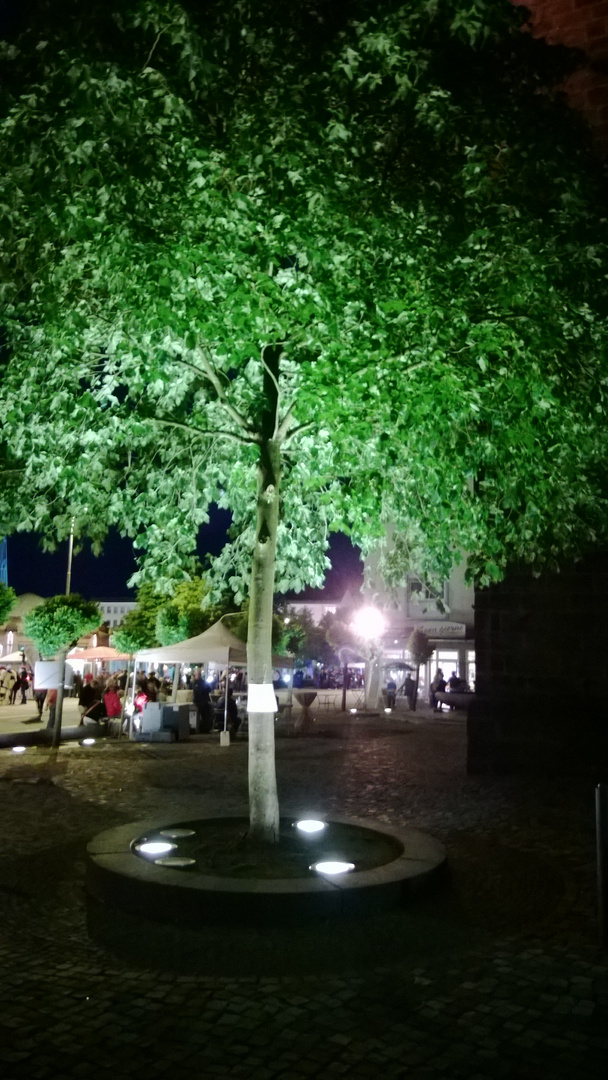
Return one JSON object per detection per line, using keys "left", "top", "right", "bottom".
{"left": 311, "top": 860, "right": 355, "bottom": 875}
{"left": 154, "top": 856, "right": 196, "bottom": 868}
{"left": 11, "top": 746, "right": 26, "bottom": 753}
{"left": 384, "top": 708, "right": 392, "bottom": 714}
{"left": 350, "top": 708, "right": 357, "bottom": 714}
{"left": 135, "top": 840, "right": 177, "bottom": 858}
{"left": 296, "top": 819, "right": 326, "bottom": 834}
{"left": 80, "top": 738, "right": 96, "bottom": 746}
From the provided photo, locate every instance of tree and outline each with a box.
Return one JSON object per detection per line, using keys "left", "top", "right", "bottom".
{"left": 112, "top": 585, "right": 164, "bottom": 656}
{"left": 0, "top": 582, "right": 16, "bottom": 626}
{"left": 406, "top": 628, "right": 434, "bottom": 712}
{"left": 24, "top": 594, "right": 102, "bottom": 746}
{"left": 155, "top": 577, "right": 223, "bottom": 646}
{"left": 1, "top": 1, "right": 608, "bottom": 837}
{"left": 276, "top": 606, "right": 338, "bottom": 670}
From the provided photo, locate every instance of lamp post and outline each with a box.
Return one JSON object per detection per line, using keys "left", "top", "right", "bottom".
{"left": 350, "top": 606, "right": 386, "bottom": 711}
{"left": 65, "top": 517, "right": 75, "bottom": 596}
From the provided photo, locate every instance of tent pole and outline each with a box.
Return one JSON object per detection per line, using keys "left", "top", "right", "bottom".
{"left": 223, "top": 671, "right": 229, "bottom": 731}
{"left": 171, "top": 663, "right": 180, "bottom": 703}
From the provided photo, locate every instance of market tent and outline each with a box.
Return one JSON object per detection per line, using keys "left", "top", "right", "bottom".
{"left": 68, "top": 646, "right": 130, "bottom": 661}
{"left": 1, "top": 651, "right": 28, "bottom": 663}
{"left": 134, "top": 618, "right": 293, "bottom": 669}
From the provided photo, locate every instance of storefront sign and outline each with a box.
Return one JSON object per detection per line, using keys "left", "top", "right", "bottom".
{"left": 413, "top": 622, "right": 466, "bottom": 639}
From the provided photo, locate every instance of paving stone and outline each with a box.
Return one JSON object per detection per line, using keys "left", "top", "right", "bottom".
{"left": 2, "top": 713, "right": 608, "bottom": 1079}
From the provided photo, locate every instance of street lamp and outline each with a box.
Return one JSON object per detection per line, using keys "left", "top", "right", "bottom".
{"left": 351, "top": 606, "right": 386, "bottom": 641}
{"left": 350, "top": 606, "right": 386, "bottom": 711}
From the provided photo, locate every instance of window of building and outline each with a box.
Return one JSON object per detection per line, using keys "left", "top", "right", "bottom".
{"left": 406, "top": 577, "right": 448, "bottom": 619}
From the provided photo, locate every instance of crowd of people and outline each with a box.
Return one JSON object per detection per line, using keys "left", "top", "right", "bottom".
{"left": 0, "top": 661, "right": 244, "bottom": 737}
{"left": 429, "top": 669, "right": 471, "bottom": 712}
{"left": 0, "top": 665, "right": 34, "bottom": 705}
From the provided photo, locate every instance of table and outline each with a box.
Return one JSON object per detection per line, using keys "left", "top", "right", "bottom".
{"left": 293, "top": 690, "right": 317, "bottom": 733}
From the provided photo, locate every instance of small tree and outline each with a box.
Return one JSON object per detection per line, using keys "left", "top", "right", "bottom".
{"left": 112, "top": 585, "right": 164, "bottom": 654}
{"left": 0, "top": 583, "right": 16, "bottom": 627}
{"left": 24, "top": 594, "right": 102, "bottom": 747}
{"left": 156, "top": 577, "right": 222, "bottom": 646}
{"left": 276, "top": 606, "right": 338, "bottom": 671}
{"left": 406, "top": 629, "right": 434, "bottom": 713}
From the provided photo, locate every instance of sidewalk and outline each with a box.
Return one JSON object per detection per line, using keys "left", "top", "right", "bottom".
{"left": 0, "top": 694, "right": 81, "bottom": 738}
{"left": 0, "top": 710, "right": 606, "bottom": 1079}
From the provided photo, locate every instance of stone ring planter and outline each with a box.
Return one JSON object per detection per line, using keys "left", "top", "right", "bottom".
{"left": 86, "top": 814, "right": 446, "bottom": 926}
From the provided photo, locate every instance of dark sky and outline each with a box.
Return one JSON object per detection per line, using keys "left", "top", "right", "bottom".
{"left": 7, "top": 513, "right": 363, "bottom": 602}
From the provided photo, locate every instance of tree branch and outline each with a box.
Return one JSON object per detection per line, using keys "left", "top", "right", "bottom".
{"left": 196, "top": 347, "right": 257, "bottom": 437}
{"left": 282, "top": 419, "right": 315, "bottom": 445}
{"left": 260, "top": 344, "right": 282, "bottom": 436}
{"left": 153, "top": 416, "right": 261, "bottom": 447}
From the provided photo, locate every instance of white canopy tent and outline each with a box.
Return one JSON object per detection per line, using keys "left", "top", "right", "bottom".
{"left": 134, "top": 619, "right": 293, "bottom": 734}
{"left": 135, "top": 618, "right": 292, "bottom": 671}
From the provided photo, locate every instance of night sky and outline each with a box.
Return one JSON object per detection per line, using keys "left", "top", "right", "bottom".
{"left": 7, "top": 515, "right": 363, "bottom": 602}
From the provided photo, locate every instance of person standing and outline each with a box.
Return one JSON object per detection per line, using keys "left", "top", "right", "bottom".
{"left": 404, "top": 673, "right": 416, "bottom": 710}
{"left": 33, "top": 686, "right": 47, "bottom": 718}
{"left": 429, "top": 668, "right": 443, "bottom": 711}
{"left": 192, "top": 675, "right": 212, "bottom": 733}
{"left": 44, "top": 688, "right": 57, "bottom": 730}
{"left": 19, "top": 667, "right": 29, "bottom": 704}
{"left": 433, "top": 670, "right": 447, "bottom": 712}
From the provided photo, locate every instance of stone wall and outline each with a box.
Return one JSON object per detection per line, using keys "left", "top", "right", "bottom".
{"left": 468, "top": 554, "right": 608, "bottom": 776}
{"left": 512, "top": 0, "right": 608, "bottom": 154}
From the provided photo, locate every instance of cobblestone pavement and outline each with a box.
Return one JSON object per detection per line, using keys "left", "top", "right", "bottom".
{"left": 1, "top": 708, "right": 607, "bottom": 1079}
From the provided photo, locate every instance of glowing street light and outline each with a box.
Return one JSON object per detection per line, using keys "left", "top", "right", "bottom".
{"left": 350, "top": 606, "right": 386, "bottom": 641}
{"left": 350, "top": 607, "right": 387, "bottom": 711}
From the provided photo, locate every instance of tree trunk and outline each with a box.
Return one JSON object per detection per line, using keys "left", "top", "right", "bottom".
{"left": 247, "top": 436, "right": 281, "bottom": 842}
{"left": 365, "top": 649, "right": 382, "bottom": 711}
{"left": 52, "top": 649, "right": 68, "bottom": 749}
{"left": 412, "top": 665, "right": 419, "bottom": 712}
{"left": 341, "top": 663, "right": 348, "bottom": 712}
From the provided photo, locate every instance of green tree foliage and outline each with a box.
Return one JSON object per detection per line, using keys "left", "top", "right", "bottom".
{"left": 407, "top": 629, "right": 435, "bottom": 669}
{"left": 155, "top": 576, "right": 222, "bottom": 645}
{"left": 0, "top": 582, "right": 16, "bottom": 626}
{"left": 0, "top": 1, "right": 606, "bottom": 592}
{"left": 24, "top": 594, "right": 102, "bottom": 657}
{"left": 111, "top": 584, "right": 164, "bottom": 655}
{"left": 276, "top": 606, "right": 338, "bottom": 668}
{"left": 1, "top": 0, "right": 608, "bottom": 830}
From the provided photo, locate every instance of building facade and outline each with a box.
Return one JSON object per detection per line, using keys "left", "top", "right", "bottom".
{"left": 96, "top": 599, "right": 137, "bottom": 628}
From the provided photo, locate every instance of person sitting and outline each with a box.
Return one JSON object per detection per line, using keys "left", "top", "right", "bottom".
{"left": 103, "top": 681, "right": 122, "bottom": 721}
{"left": 227, "top": 688, "right": 241, "bottom": 735}
{"left": 78, "top": 673, "right": 97, "bottom": 719}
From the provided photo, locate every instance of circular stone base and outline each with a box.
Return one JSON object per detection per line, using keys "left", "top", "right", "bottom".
{"left": 86, "top": 814, "right": 446, "bottom": 927}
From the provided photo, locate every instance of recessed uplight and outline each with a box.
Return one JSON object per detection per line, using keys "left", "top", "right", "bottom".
{"left": 296, "top": 819, "right": 326, "bottom": 834}
{"left": 154, "top": 856, "right": 196, "bottom": 867}
{"left": 311, "top": 861, "right": 355, "bottom": 876}
{"left": 349, "top": 708, "right": 357, "bottom": 714}
{"left": 11, "top": 746, "right": 26, "bottom": 754}
{"left": 384, "top": 708, "right": 392, "bottom": 714}
{"left": 135, "top": 841, "right": 177, "bottom": 857}
{"left": 80, "top": 738, "right": 96, "bottom": 746}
